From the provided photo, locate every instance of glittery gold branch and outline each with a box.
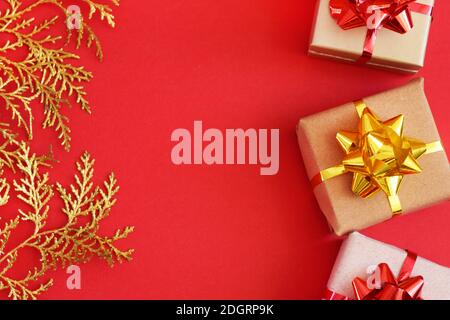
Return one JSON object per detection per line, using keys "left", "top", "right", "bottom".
{"left": 0, "top": 0, "right": 120, "bottom": 150}
{"left": 0, "top": 126, "right": 134, "bottom": 300}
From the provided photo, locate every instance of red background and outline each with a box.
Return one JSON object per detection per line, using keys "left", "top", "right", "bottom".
{"left": 4, "top": 0, "right": 450, "bottom": 299}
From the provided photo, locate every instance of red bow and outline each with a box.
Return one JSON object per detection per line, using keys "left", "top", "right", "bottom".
{"left": 325, "top": 251, "right": 425, "bottom": 300}
{"left": 329, "top": 0, "right": 433, "bottom": 63}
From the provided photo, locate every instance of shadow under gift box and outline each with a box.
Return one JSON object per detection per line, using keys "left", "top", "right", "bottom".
{"left": 326, "top": 232, "right": 450, "bottom": 300}
{"left": 309, "top": 0, "right": 434, "bottom": 73}
{"left": 296, "top": 78, "right": 450, "bottom": 236}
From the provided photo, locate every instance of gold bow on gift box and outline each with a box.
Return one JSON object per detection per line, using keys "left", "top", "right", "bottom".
{"left": 311, "top": 100, "right": 443, "bottom": 214}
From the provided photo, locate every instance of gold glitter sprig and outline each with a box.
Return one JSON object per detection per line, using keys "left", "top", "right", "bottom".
{"left": 0, "top": 125, "right": 133, "bottom": 300}
{"left": 0, "top": 0, "right": 120, "bottom": 150}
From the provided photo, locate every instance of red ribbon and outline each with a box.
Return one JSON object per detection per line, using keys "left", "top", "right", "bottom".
{"left": 329, "top": 0, "right": 433, "bottom": 63}
{"left": 324, "top": 251, "right": 425, "bottom": 300}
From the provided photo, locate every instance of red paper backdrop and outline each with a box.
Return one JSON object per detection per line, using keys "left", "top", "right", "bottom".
{"left": 2, "top": 0, "right": 449, "bottom": 299}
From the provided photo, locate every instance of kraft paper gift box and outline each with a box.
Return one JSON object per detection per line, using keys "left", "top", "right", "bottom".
{"left": 309, "top": 0, "right": 434, "bottom": 73}
{"left": 325, "top": 232, "right": 450, "bottom": 300}
{"left": 296, "top": 78, "right": 450, "bottom": 236}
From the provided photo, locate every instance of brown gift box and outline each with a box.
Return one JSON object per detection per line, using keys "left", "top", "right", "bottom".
{"left": 326, "top": 232, "right": 450, "bottom": 299}
{"left": 309, "top": 0, "right": 434, "bottom": 73}
{"left": 296, "top": 78, "right": 450, "bottom": 236}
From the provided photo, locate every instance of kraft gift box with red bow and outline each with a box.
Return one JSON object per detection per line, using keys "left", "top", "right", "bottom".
{"left": 324, "top": 232, "right": 450, "bottom": 300}
{"left": 296, "top": 78, "right": 450, "bottom": 236}
{"left": 309, "top": 0, "right": 434, "bottom": 73}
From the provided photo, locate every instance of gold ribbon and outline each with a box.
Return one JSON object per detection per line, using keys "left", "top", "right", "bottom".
{"left": 311, "top": 100, "right": 443, "bottom": 214}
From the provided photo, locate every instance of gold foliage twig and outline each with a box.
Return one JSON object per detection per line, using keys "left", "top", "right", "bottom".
{"left": 0, "top": 125, "right": 134, "bottom": 300}
{"left": 0, "top": 0, "right": 120, "bottom": 150}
